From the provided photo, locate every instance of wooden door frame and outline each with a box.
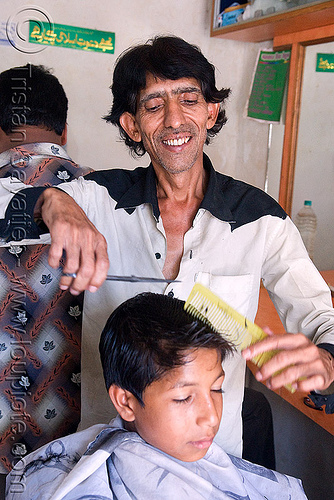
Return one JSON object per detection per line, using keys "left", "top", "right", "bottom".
{"left": 273, "top": 25, "right": 334, "bottom": 215}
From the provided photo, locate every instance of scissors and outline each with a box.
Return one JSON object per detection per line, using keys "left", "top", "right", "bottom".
{"left": 62, "top": 272, "right": 179, "bottom": 283}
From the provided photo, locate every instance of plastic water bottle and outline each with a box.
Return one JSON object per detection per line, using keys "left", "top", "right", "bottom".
{"left": 294, "top": 200, "right": 317, "bottom": 260}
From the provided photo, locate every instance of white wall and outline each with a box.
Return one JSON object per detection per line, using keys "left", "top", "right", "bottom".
{"left": 0, "top": 0, "right": 270, "bottom": 189}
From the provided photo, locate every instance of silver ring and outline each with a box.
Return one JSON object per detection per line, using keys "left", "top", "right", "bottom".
{"left": 62, "top": 272, "right": 77, "bottom": 278}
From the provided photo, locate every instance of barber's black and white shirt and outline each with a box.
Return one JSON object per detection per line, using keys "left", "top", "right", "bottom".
{"left": 1, "top": 154, "right": 333, "bottom": 457}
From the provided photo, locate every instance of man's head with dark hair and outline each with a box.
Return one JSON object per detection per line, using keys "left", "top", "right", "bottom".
{"left": 0, "top": 63, "right": 68, "bottom": 136}
{"left": 99, "top": 292, "right": 233, "bottom": 405}
{"left": 99, "top": 292, "right": 234, "bottom": 462}
{"left": 104, "top": 35, "right": 230, "bottom": 156}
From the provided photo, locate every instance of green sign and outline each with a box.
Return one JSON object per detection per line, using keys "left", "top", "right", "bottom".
{"left": 29, "top": 21, "right": 115, "bottom": 54}
{"left": 316, "top": 53, "right": 334, "bottom": 72}
{"left": 247, "top": 50, "right": 290, "bottom": 122}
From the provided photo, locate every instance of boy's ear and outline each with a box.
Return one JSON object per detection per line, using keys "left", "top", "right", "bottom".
{"left": 108, "top": 385, "right": 136, "bottom": 422}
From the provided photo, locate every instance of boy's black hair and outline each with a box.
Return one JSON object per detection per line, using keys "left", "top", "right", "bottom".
{"left": 103, "top": 35, "right": 231, "bottom": 156}
{"left": 0, "top": 63, "right": 67, "bottom": 136}
{"left": 99, "top": 292, "right": 234, "bottom": 406}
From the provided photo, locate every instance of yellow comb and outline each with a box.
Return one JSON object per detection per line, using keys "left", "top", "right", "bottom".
{"left": 185, "top": 283, "right": 294, "bottom": 392}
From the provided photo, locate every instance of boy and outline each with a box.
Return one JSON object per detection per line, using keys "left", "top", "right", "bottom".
{"left": 6, "top": 293, "right": 307, "bottom": 499}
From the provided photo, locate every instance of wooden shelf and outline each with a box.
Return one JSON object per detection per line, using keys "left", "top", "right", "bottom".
{"left": 211, "top": 0, "right": 334, "bottom": 42}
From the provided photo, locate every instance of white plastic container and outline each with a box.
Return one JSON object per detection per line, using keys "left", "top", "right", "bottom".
{"left": 294, "top": 200, "right": 317, "bottom": 260}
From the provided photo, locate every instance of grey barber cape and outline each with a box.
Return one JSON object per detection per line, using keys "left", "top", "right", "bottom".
{"left": 6, "top": 416, "right": 307, "bottom": 500}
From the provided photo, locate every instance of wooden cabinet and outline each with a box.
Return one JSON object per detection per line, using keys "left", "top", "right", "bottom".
{"left": 211, "top": 0, "right": 334, "bottom": 43}
{"left": 254, "top": 270, "right": 334, "bottom": 435}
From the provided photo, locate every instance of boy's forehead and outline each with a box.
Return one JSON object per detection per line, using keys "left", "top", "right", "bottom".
{"left": 156, "top": 348, "right": 224, "bottom": 390}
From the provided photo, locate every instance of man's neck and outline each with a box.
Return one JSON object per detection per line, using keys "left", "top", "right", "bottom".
{"left": 154, "top": 163, "right": 208, "bottom": 204}
{"left": 153, "top": 160, "right": 209, "bottom": 280}
{"left": 0, "top": 126, "right": 64, "bottom": 154}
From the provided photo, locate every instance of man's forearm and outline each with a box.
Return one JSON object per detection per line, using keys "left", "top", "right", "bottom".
{"left": 0, "top": 180, "right": 109, "bottom": 293}
{"left": 36, "top": 186, "right": 109, "bottom": 293}
{"left": 0, "top": 182, "right": 49, "bottom": 243}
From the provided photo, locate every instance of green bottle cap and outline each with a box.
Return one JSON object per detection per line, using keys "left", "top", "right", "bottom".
{"left": 304, "top": 200, "right": 312, "bottom": 206}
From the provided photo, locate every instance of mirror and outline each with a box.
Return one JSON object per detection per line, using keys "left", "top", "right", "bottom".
{"left": 266, "top": 26, "right": 334, "bottom": 270}
{"left": 267, "top": 40, "right": 334, "bottom": 270}
{"left": 291, "top": 41, "right": 334, "bottom": 270}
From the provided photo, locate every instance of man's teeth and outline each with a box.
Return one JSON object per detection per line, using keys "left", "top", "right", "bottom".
{"left": 164, "top": 137, "right": 190, "bottom": 146}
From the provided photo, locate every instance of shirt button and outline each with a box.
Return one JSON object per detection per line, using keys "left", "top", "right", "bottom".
{"left": 168, "top": 290, "right": 174, "bottom": 298}
{"left": 155, "top": 253, "right": 161, "bottom": 260}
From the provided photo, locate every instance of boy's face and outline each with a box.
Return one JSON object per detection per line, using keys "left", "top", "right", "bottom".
{"left": 128, "top": 347, "right": 224, "bottom": 462}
